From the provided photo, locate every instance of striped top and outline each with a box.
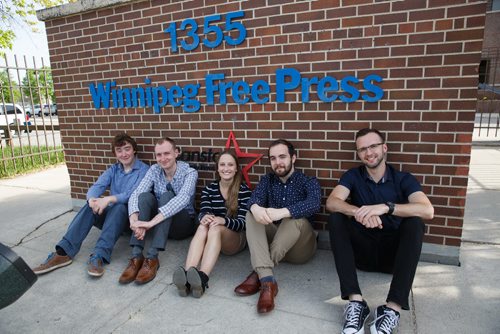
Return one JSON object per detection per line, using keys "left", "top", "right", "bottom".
{"left": 198, "top": 181, "right": 252, "bottom": 232}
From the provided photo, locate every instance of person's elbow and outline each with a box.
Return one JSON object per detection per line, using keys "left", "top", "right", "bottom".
{"left": 422, "top": 204, "right": 434, "bottom": 220}
{"left": 326, "top": 197, "right": 340, "bottom": 213}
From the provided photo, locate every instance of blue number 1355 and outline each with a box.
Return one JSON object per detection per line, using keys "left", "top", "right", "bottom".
{"left": 164, "top": 11, "right": 246, "bottom": 53}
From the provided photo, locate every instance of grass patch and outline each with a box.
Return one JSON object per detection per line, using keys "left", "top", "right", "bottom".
{"left": 0, "top": 145, "right": 65, "bottom": 178}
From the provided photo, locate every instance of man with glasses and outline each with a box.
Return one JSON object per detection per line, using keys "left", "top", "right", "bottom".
{"left": 326, "top": 128, "right": 434, "bottom": 334}
{"left": 119, "top": 137, "right": 198, "bottom": 285}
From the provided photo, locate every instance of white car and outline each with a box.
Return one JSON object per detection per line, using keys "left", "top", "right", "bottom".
{"left": 0, "top": 103, "right": 30, "bottom": 138}
{"left": 0, "top": 103, "right": 25, "bottom": 126}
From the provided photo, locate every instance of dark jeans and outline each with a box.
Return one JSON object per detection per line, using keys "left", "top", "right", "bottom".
{"left": 328, "top": 212, "right": 425, "bottom": 310}
{"left": 129, "top": 192, "right": 196, "bottom": 254}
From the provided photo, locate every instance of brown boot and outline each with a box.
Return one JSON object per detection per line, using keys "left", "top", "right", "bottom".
{"left": 118, "top": 255, "right": 144, "bottom": 284}
{"left": 135, "top": 257, "right": 159, "bottom": 285}
{"left": 257, "top": 281, "right": 278, "bottom": 313}
{"left": 234, "top": 271, "right": 260, "bottom": 296}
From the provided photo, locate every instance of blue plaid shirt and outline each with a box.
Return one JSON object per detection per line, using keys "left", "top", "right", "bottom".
{"left": 247, "top": 170, "right": 321, "bottom": 223}
{"left": 128, "top": 161, "right": 198, "bottom": 218}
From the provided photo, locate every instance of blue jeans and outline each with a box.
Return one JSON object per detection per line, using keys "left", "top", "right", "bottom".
{"left": 57, "top": 203, "right": 129, "bottom": 263}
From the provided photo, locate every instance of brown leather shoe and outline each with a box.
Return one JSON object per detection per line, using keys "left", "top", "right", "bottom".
{"left": 135, "top": 257, "right": 160, "bottom": 285}
{"left": 118, "top": 255, "right": 144, "bottom": 284}
{"left": 234, "top": 271, "right": 261, "bottom": 296}
{"left": 257, "top": 281, "right": 278, "bottom": 314}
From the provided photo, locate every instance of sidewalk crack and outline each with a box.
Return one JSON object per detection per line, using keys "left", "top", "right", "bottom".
{"left": 462, "top": 239, "right": 500, "bottom": 246}
{"left": 108, "top": 285, "right": 169, "bottom": 333}
{"left": 13, "top": 209, "right": 73, "bottom": 247}
{"left": 410, "top": 289, "right": 418, "bottom": 334}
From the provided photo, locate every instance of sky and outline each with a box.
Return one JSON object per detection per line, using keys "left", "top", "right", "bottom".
{"left": 4, "top": 20, "right": 51, "bottom": 68}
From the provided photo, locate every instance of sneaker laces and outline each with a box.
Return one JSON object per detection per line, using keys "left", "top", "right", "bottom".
{"left": 43, "top": 252, "right": 56, "bottom": 264}
{"left": 343, "top": 301, "right": 365, "bottom": 329}
{"left": 372, "top": 308, "right": 399, "bottom": 334}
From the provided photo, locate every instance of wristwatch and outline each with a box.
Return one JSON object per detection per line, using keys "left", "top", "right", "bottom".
{"left": 385, "top": 202, "right": 395, "bottom": 215}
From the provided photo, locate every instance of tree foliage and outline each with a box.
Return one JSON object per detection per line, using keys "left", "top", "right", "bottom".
{"left": 0, "top": 70, "right": 21, "bottom": 103}
{"left": 21, "top": 67, "right": 54, "bottom": 104}
{"left": 0, "top": 0, "right": 67, "bottom": 52}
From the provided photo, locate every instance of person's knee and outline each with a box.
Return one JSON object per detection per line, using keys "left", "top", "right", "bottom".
{"left": 110, "top": 203, "right": 128, "bottom": 216}
{"left": 195, "top": 224, "right": 209, "bottom": 238}
{"left": 400, "top": 217, "right": 425, "bottom": 235}
{"left": 245, "top": 211, "right": 257, "bottom": 227}
{"left": 138, "top": 192, "right": 155, "bottom": 203}
{"left": 159, "top": 191, "right": 174, "bottom": 206}
{"left": 328, "top": 212, "right": 350, "bottom": 232}
{"left": 208, "top": 224, "right": 224, "bottom": 235}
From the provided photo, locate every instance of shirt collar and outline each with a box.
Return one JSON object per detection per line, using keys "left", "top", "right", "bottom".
{"left": 362, "top": 163, "right": 393, "bottom": 184}
{"left": 271, "top": 169, "right": 299, "bottom": 184}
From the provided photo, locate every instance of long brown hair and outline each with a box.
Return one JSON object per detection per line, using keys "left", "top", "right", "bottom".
{"left": 216, "top": 150, "right": 243, "bottom": 218}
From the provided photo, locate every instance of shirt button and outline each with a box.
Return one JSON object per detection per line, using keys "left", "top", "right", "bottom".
{"left": 283, "top": 197, "right": 285, "bottom": 200}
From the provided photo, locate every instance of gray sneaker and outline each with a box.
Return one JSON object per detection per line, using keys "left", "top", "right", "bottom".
{"left": 369, "top": 305, "right": 400, "bottom": 334}
{"left": 32, "top": 252, "right": 72, "bottom": 275}
{"left": 342, "top": 300, "right": 370, "bottom": 334}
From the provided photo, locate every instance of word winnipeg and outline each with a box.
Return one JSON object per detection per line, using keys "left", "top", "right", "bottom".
{"left": 88, "top": 68, "right": 384, "bottom": 113}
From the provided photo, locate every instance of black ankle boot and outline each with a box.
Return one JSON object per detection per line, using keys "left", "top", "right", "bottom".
{"left": 186, "top": 267, "right": 209, "bottom": 298}
{"left": 172, "top": 266, "right": 190, "bottom": 297}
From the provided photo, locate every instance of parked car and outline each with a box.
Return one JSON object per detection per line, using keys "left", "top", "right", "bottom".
{"left": 0, "top": 103, "right": 28, "bottom": 138}
{"left": 33, "top": 104, "right": 42, "bottom": 117}
{"left": 43, "top": 104, "right": 57, "bottom": 116}
{"left": 0, "top": 103, "right": 25, "bottom": 126}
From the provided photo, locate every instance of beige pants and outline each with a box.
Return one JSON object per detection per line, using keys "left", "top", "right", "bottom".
{"left": 245, "top": 212, "right": 317, "bottom": 278}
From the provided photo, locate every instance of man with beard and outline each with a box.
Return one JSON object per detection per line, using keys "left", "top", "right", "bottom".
{"left": 234, "top": 139, "right": 321, "bottom": 314}
{"left": 326, "top": 128, "right": 434, "bottom": 334}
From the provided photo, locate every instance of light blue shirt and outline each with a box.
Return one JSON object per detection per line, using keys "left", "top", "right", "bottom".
{"left": 86, "top": 158, "right": 149, "bottom": 205}
{"left": 128, "top": 161, "right": 198, "bottom": 218}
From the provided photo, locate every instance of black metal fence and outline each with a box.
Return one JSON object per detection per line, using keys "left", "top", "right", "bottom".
{"left": 0, "top": 54, "right": 63, "bottom": 177}
{"left": 476, "top": 47, "right": 500, "bottom": 139}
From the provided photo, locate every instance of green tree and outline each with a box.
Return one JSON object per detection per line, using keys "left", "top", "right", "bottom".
{"left": 0, "top": 70, "right": 21, "bottom": 103}
{"left": 0, "top": 0, "right": 68, "bottom": 53}
{"left": 22, "top": 67, "right": 53, "bottom": 104}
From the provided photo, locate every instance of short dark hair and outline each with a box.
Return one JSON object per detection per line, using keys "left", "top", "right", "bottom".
{"left": 156, "top": 137, "right": 177, "bottom": 150}
{"left": 111, "top": 132, "right": 137, "bottom": 154}
{"left": 268, "top": 138, "right": 296, "bottom": 157}
{"left": 355, "top": 128, "right": 385, "bottom": 142}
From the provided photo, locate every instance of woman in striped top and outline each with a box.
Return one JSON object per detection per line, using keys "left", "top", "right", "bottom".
{"left": 173, "top": 150, "right": 252, "bottom": 298}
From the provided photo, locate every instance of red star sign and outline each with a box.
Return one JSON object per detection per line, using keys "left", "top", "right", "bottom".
{"left": 225, "top": 131, "right": 263, "bottom": 189}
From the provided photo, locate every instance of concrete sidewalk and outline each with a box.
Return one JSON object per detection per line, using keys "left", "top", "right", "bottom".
{"left": 0, "top": 146, "right": 499, "bottom": 333}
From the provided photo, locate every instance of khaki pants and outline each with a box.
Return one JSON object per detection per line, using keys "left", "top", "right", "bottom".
{"left": 245, "top": 212, "right": 317, "bottom": 278}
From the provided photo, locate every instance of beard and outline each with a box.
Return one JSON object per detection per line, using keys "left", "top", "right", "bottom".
{"left": 273, "top": 162, "right": 293, "bottom": 177}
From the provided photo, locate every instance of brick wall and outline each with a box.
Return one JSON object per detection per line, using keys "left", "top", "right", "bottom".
{"left": 39, "top": 0, "right": 487, "bottom": 263}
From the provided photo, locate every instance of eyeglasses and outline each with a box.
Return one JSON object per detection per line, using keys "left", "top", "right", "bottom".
{"left": 356, "top": 142, "right": 384, "bottom": 154}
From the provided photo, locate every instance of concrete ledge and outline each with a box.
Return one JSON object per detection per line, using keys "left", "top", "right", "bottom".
{"left": 72, "top": 200, "right": 461, "bottom": 266}
{"left": 420, "top": 242, "right": 460, "bottom": 266}
{"left": 37, "top": 0, "right": 135, "bottom": 21}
